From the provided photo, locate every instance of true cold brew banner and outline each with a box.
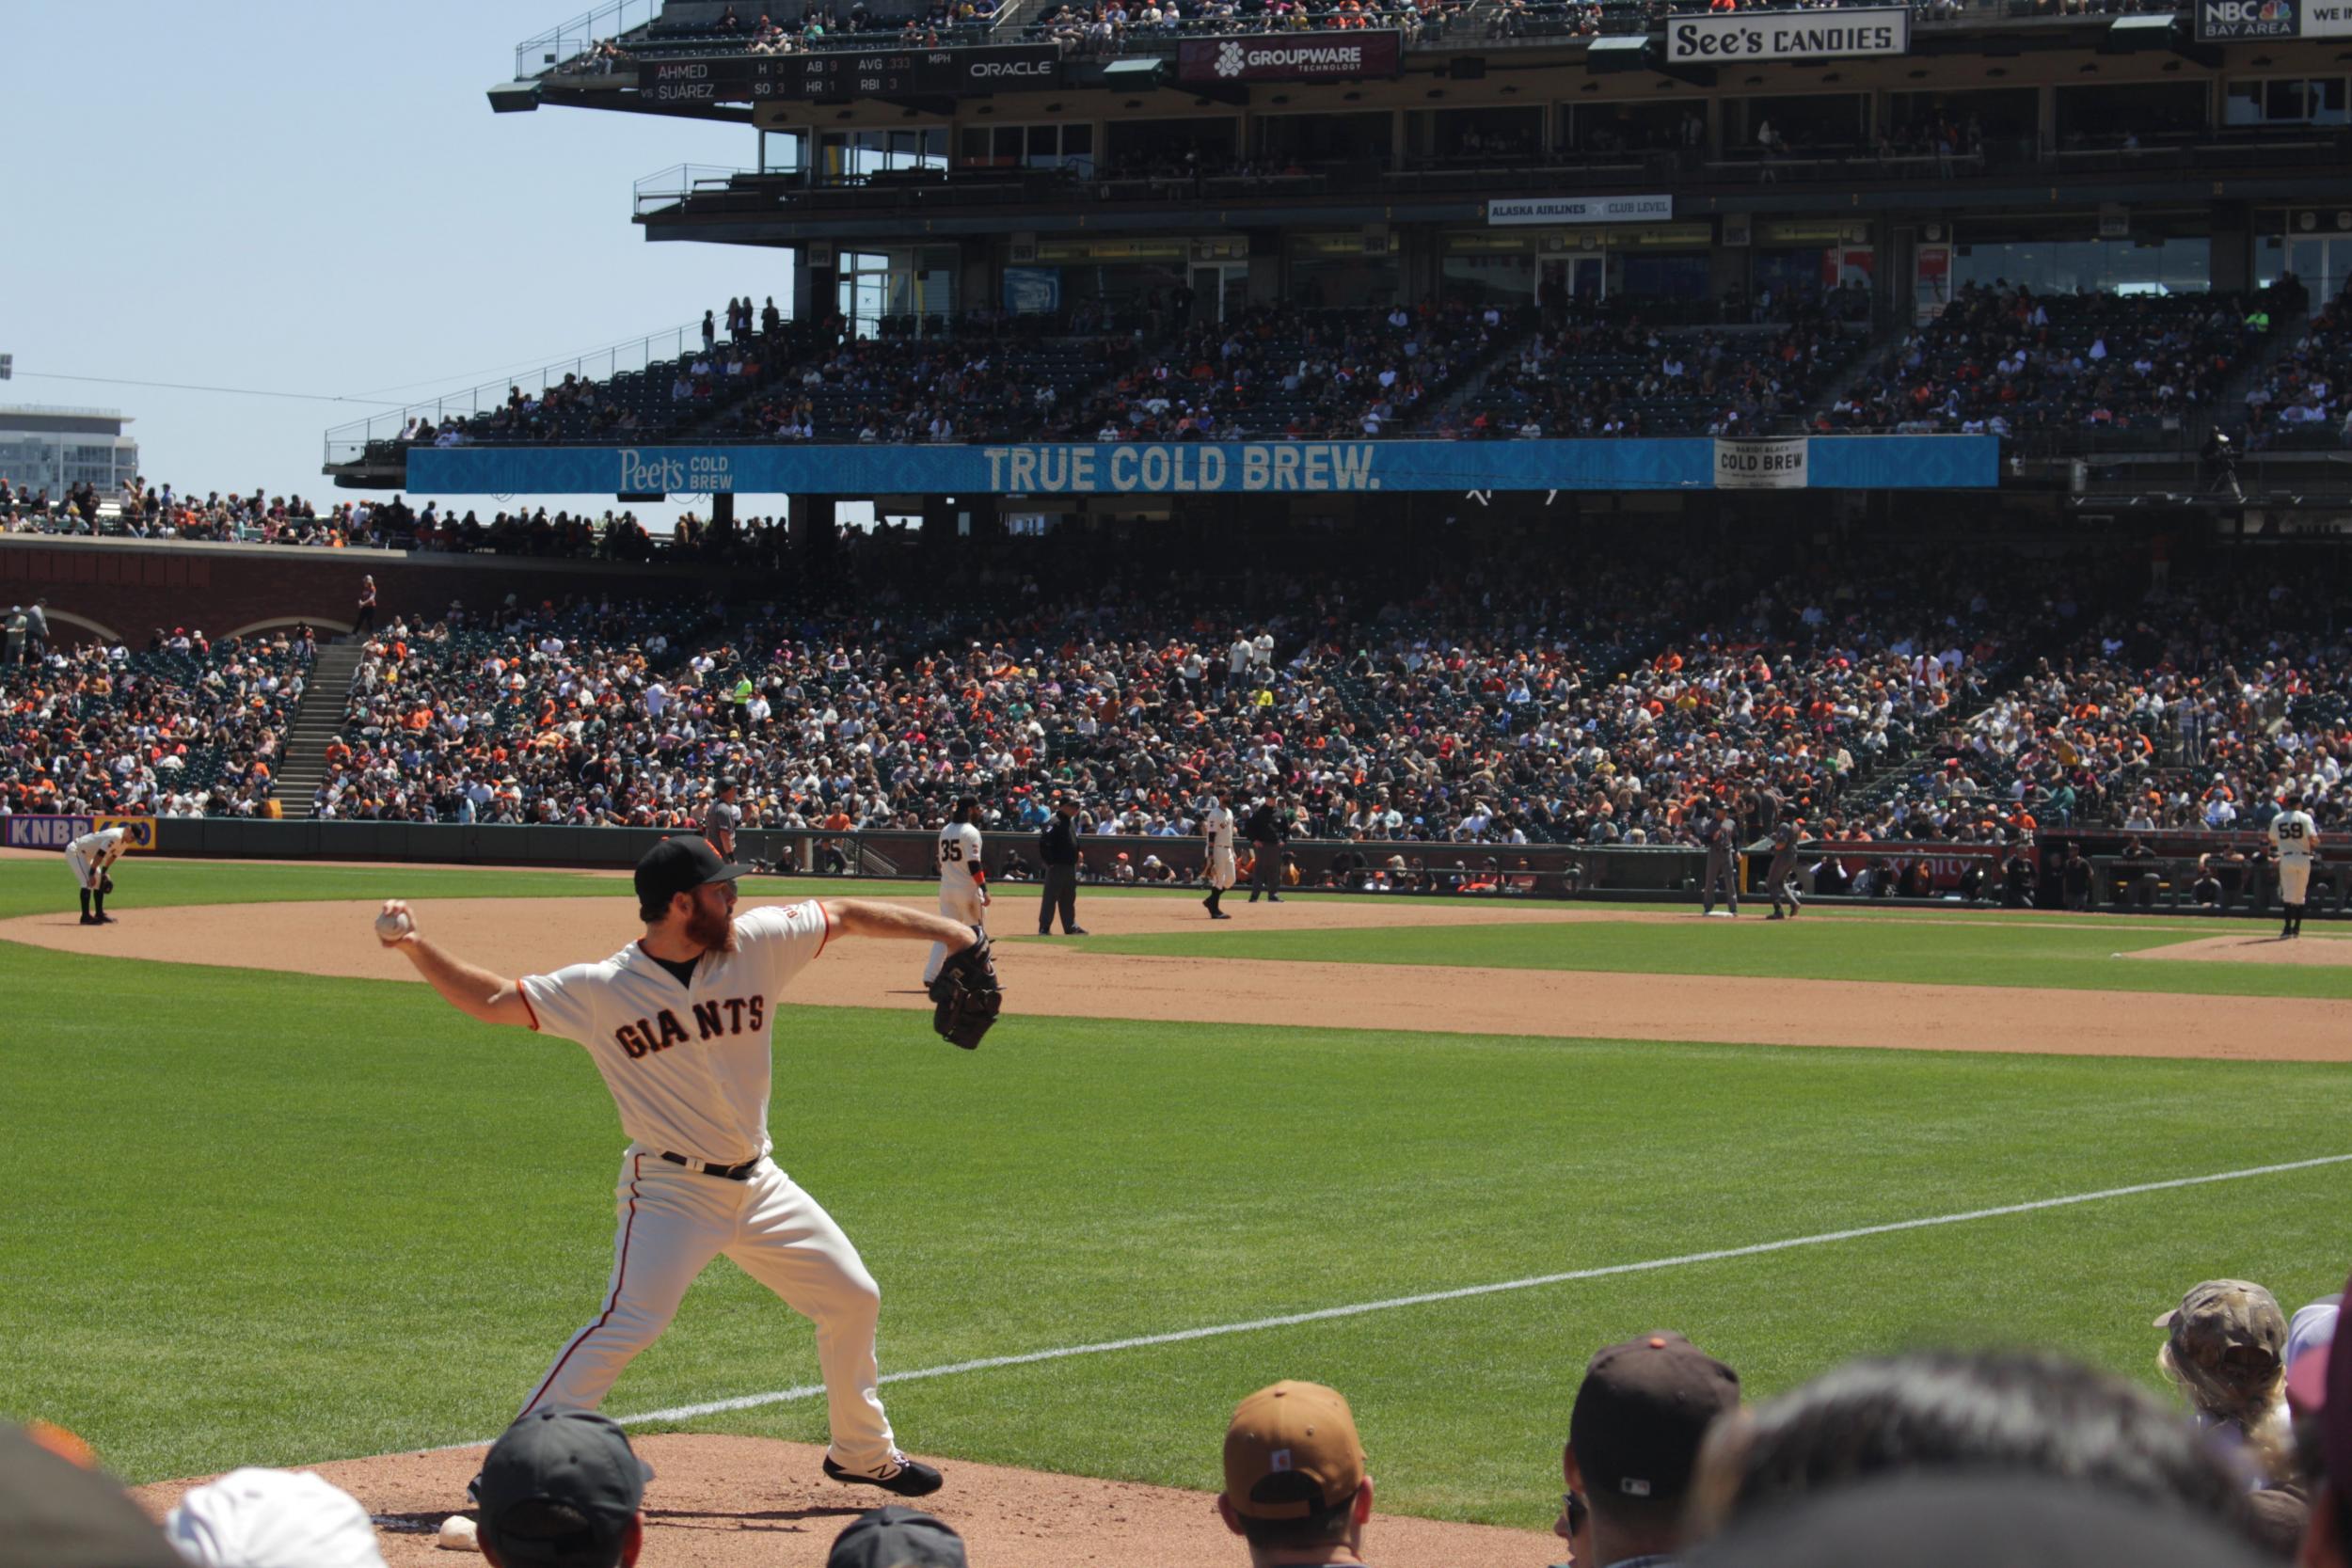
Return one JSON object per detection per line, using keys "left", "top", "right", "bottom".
{"left": 1665, "top": 6, "right": 1910, "bottom": 60}
{"left": 408, "top": 436, "right": 1995, "bottom": 497}
{"left": 1176, "top": 30, "right": 1402, "bottom": 81}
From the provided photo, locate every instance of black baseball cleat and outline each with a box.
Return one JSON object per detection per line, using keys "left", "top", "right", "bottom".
{"left": 1766, "top": 910, "right": 1785, "bottom": 920}
{"left": 80, "top": 914, "right": 98, "bottom": 927}
{"left": 1063, "top": 927, "right": 1089, "bottom": 935}
{"left": 1211, "top": 911, "right": 1232, "bottom": 920}
{"left": 1266, "top": 895, "right": 1283, "bottom": 903}
{"left": 823, "top": 1453, "right": 944, "bottom": 1497}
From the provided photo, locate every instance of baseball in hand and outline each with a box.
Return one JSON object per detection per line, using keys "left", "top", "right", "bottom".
{"left": 375, "top": 906, "right": 415, "bottom": 943}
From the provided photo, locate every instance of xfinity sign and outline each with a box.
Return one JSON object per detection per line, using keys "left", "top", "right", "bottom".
{"left": 1666, "top": 6, "right": 1910, "bottom": 60}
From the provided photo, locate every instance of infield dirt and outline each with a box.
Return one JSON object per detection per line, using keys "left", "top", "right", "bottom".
{"left": 6, "top": 891, "right": 2347, "bottom": 1062}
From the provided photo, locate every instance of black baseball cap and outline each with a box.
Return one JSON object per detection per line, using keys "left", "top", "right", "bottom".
{"left": 826, "top": 1505, "right": 967, "bottom": 1568}
{"left": 475, "top": 1410, "right": 654, "bottom": 1566}
{"left": 634, "top": 836, "right": 747, "bottom": 909}
{"left": 1571, "top": 1332, "right": 1740, "bottom": 1505}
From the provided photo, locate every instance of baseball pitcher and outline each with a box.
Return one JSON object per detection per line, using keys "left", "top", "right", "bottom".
{"left": 376, "top": 836, "right": 1000, "bottom": 1504}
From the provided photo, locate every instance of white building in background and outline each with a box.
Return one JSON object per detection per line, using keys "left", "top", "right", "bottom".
{"left": 0, "top": 406, "right": 138, "bottom": 499}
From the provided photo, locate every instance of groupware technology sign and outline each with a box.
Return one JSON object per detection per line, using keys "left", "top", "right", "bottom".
{"left": 1176, "top": 30, "right": 1402, "bottom": 80}
{"left": 1665, "top": 7, "right": 1911, "bottom": 60}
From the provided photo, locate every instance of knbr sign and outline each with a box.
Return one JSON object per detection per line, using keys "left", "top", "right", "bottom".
{"left": 2, "top": 815, "right": 156, "bottom": 850}
{"left": 1666, "top": 6, "right": 1910, "bottom": 60}
{"left": 1176, "top": 30, "right": 1402, "bottom": 81}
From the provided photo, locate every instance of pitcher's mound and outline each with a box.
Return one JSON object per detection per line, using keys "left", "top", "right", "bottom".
{"left": 134, "top": 1433, "right": 1552, "bottom": 1568}
{"left": 2122, "top": 933, "right": 2352, "bottom": 966}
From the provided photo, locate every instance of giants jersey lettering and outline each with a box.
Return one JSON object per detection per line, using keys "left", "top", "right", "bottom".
{"left": 1203, "top": 806, "right": 1234, "bottom": 851}
{"left": 2270, "top": 810, "right": 2319, "bottom": 861}
{"left": 518, "top": 901, "right": 831, "bottom": 1164}
{"left": 937, "top": 822, "right": 982, "bottom": 890}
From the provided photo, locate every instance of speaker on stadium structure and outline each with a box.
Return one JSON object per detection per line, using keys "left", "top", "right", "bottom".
{"left": 1585, "top": 35, "right": 1648, "bottom": 73}
{"left": 486, "top": 81, "right": 542, "bottom": 114}
{"left": 1449, "top": 55, "right": 1486, "bottom": 80}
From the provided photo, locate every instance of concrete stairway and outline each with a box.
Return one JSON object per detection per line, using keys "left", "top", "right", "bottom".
{"left": 273, "top": 641, "right": 367, "bottom": 818}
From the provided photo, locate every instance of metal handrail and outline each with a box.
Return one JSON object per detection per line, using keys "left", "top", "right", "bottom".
{"left": 323, "top": 317, "right": 718, "bottom": 467}
{"left": 516, "top": 0, "right": 664, "bottom": 79}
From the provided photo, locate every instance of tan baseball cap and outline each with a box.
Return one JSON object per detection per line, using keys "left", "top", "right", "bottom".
{"left": 1222, "top": 1381, "right": 1366, "bottom": 1521}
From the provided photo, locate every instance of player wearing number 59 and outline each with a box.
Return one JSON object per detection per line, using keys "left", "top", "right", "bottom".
{"left": 373, "top": 835, "right": 997, "bottom": 1499}
{"left": 2268, "top": 792, "right": 2322, "bottom": 940}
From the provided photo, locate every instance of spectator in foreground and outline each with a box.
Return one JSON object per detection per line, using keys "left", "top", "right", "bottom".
{"left": 828, "top": 1504, "right": 967, "bottom": 1568}
{"left": 473, "top": 1409, "right": 652, "bottom": 1568}
{"left": 1561, "top": 1332, "right": 1740, "bottom": 1568}
{"left": 1217, "top": 1380, "right": 1372, "bottom": 1568}
{"left": 163, "top": 1467, "right": 388, "bottom": 1568}
{"left": 1688, "top": 1351, "right": 2270, "bottom": 1550}
{"left": 2287, "top": 1267, "right": 2350, "bottom": 1568}
{"left": 2156, "top": 1279, "right": 2296, "bottom": 1489}
{"left": 1687, "top": 1472, "right": 2274, "bottom": 1568}
{"left": 0, "top": 1421, "right": 184, "bottom": 1568}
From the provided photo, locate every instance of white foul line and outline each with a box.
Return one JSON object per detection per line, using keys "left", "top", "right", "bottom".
{"left": 601, "top": 1151, "right": 2352, "bottom": 1430}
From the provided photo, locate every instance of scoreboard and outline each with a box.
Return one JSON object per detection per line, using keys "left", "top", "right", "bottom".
{"left": 638, "top": 44, "right": 1060, "bottom": 103}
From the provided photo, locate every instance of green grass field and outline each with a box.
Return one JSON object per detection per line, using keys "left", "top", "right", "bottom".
{"left": 1, "top": 857, "right": 2345, "bottom": 1526}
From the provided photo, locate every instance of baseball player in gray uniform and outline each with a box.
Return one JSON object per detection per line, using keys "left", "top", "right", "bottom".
{"left": 67, "top": 825, "right": 130, "bottom": 925}
{"left": 1762, "top": 820, "right": 1803, "bottom": 919}
{"left": 377, "top": 836, "right": 987, "bottom": 1499}
{"left": 1699, "top": 806, "right": 1739, "bottom": 917}
{"left": 703, "top": 778, "right": 743, "bottom": 862}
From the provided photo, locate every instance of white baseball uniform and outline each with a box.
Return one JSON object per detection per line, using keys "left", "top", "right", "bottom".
{"left": 1202, "top": 804, "right": 1236, "bottom": 891}
{"left": 66, "top": 827, "right": 128, "bottom": 890}
{"left": 2270, "top": 809, "right": 2320, "bottom": 903}
{"left": 928, "top": 820, "right": 985, "bottom": 983}
{"left": 513, "top": 900, "right": 900, "bottom": 1472}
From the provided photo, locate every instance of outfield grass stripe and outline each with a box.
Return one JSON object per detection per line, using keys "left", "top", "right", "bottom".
{"left": 594, "top": 1150, "right": 2352, "bottom": 1433}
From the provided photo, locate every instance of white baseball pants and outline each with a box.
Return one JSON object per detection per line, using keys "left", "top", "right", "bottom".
{"left": 925, "top": 886, "right": 985, "bottom": 983}
{"left": 518, "top": 1149, "right": 898, "bottom": 1471}
{"left": 65, "top": 848, "right": 97, "bottom": 889}
{"left": 2280, "top": 860, "right": 2312, "bottom": 904}
{"left": 1207, "top": 848, "right": 1236, "bottom": 891}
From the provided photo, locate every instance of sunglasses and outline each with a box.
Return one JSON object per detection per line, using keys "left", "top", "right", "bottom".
{"left": 1562, "top": 1491, "right": 1589, "bottom": 1535}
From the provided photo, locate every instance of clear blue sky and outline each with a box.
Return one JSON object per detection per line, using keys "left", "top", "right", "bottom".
{"left": 0, "top": 2, "right": 789, "bottom": 529}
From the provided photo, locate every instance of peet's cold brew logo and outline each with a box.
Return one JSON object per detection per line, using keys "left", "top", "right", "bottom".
{"left": 1178, "top": 30, "right": 1401, "bottom": 80}
{"left": 618, "top": 449, "right": 735, "bottom": 494}
{"left": 1713, "top": 436, "right": 1809, "bottom": 490}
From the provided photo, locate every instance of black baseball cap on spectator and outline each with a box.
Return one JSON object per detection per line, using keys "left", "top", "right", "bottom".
{"left": 1687, "top": 1473, "right": 2272, "bottom": 1568}
{"left": 475, "top": 1409, "right": 653, "bottom": 1568}
{"left": 825, "top": 1505, "right": 967, "bottom": 1568}
{"left": 1572, "top": 1333, "right": 1741, "bottom": 1505}
{"left": 0, "top": 1422, "right": 185, "bottom": 1568}
{"left": 634, "top": 836, "right": 747, "bottom": 909}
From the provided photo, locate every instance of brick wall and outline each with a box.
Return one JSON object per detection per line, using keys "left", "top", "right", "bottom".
{"left": 0, "top": 535, "right": 726, "bottom": 646}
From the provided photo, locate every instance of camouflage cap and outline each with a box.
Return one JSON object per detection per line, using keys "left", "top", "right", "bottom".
{"left": 2153, "top": 1280, "right": 2286, "bottom": 1373}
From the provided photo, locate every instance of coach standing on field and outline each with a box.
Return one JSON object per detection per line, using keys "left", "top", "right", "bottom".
{"left": 1038, "top": 794, "right": 1087, "bottom": 936}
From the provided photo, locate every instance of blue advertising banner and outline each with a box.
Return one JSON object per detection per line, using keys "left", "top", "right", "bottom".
{"left": 406, "top": 436, "right": 1996, "bottom": 498}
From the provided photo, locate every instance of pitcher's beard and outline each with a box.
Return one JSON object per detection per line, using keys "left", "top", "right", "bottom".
{"left": 686, "top": 905, "right": 739, "bottom": 953}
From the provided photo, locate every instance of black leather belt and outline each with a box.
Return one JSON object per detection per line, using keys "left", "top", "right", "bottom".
{"left": 660, "top": 1151, "right": 761, "bottom": 1180}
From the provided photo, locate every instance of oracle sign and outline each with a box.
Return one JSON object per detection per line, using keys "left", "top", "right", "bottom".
{"left": 1175, "top": 30, "right": 1402, "bottom": 81}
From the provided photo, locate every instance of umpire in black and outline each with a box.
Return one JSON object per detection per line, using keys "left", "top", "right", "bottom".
{"left": 1038, "top": 793, "right": 1087, "bottom": 935}
{"left": 1245, "top": 793, "right": 1287, "bottom": 904}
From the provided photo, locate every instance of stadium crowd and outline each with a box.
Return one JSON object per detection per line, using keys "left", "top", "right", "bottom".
{"left": 1457, "top": 313, "right": 1859, "bottom": 437}
{"left": 0, "top": 623, "right": 312, "bottom": 819}
{"left": 6, "top": 1264, "right": 2342, "bottom": 1567}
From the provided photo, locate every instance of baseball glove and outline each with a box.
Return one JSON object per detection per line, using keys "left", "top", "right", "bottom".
{"left": 98, "top": 873, "right": 115, "bottom": 895}
{"left": 926, "top": 932, "right": 1002, "bottom": 1050}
